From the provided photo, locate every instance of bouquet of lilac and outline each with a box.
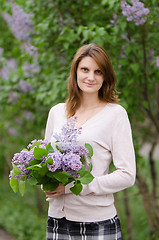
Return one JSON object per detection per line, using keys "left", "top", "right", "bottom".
{"left": 9, "top": 117, "right": 94, "bottom": 196}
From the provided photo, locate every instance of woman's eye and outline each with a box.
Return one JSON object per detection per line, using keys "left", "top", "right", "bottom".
{"left": 95, "top": 69, "right": 102, "bottom": 75}
{"left": 82, "top": 68, "right": 88, "bottom": 72}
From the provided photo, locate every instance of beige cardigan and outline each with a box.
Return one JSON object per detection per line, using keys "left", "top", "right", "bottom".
{"left": 44, "top": 103, "right": 136, "bottom": 222}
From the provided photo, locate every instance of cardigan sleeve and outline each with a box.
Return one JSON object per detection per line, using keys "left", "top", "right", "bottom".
{"left": 76, "top": 113, "right": 136, "bottom": 196}
{"left": 44, "top": 107, "right": 54, "bottom": 142}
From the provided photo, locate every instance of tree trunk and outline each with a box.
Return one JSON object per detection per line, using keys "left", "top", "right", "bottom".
{"left": 123, "top": 190, "right": 134, "bottom": 240}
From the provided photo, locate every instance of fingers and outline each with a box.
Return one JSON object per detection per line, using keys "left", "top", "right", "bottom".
{"left": 45, "top": 183, "right": 65, "bottom": 198}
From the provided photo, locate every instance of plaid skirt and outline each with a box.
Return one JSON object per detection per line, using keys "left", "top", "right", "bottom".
{"left": 46, "top": 215, "right": 123, "bottom": 240}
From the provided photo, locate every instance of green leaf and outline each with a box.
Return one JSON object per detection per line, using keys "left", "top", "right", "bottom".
{"left": 13, "top": 164, "right": 22, "bottom": 175}
{"left": 46, "top": 143, "right": 54, "bottom": 153}
{"left": 80, "top": 171, "right": 94, "bottom": 185}
{"left": 89, "top": 163, "right": 93, "bottom": 172}
{"left": 38, "top": 165, "right": 48, "bottom": 176}
{"left": 53, "top": 171, "right": 71, "bottom": 184}
{"left": 29, "top": 159, "right": 41, "bottom": 166}
{"left": 70, "top": 182, "right": 83, "bottom": 195}
{"left": 85, "top": 143, "right": 93, "bottom": 158}
{"left": 10, "top": 177, "right": 19, "bottom": 193}
{"left": 43, "top": 181, "right": 59, "bottom": 191}
{"left": 33, "top": 147, "right": 48, "bottom": 160}
{"left": 28, "top": 176, "right": 38, "bottom": 185}
{"left": 27, "top": 164, "right": 42, "bottom": 170}
{"left": 19, "top": 180, "right": 25, "bottom": 196}
{"left": 31, "top": 141, "right": 41, "bottom": 149}
{"left": 45, "top": 157, "right": 53, "bottom": 165}
{"left": 76, "top": 164, "right": 85, "bottom": 173}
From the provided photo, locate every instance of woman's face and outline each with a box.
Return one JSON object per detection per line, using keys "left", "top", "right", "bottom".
{"left": 76, "top": 56, "right": 104, "bottom": 96}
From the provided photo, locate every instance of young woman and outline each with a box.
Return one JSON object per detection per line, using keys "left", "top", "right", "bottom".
{"left": 44, "top": 43, "right": 136, "bottom": 240}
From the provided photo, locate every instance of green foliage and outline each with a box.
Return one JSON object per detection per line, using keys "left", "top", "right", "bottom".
{"left": 0, "top": 180, "right": 47, "bottom": 240}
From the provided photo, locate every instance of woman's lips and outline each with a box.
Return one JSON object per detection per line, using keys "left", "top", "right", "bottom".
{"left": 84, "top": 82, "right": 96, "bottom": 87}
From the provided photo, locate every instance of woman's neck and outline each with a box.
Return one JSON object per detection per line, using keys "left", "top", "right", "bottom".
{"left": 80, "top": 93, "right": 102, "bottom": 110}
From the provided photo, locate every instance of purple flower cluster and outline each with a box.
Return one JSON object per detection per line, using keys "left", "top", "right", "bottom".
{"left": 54, "top": 117, "right": 88, "bottom": 155}
{"left": 47, "top": 117, "right": 88, "bottom": 176}
{"left": 3, "top": 2, "right": 33, "bottom": 41}
{"left": 46, "top": 151, "right": 63, "bottom": 172}
{"left": 12, "top": 150, "right": 34, "bottom": 165}
{"left": 2, "top": 2, "right": 40, "bottom": 79}
{"left": 156, "top": 56, "right": 159, "bottom": 68}
{"left": 18, "top": 79, "right": 33, "bottom": 93}
{"left": 0, "top": 58, "right": 17, "bottom": 80}
{"left": 12, "top": 150, "right": 34, "bottom": 179}
{"left": 121, "top": 0, "right": 150, "bottom": 25}
{"left": 27, "top": 139, "right": 49, "bottom": 149}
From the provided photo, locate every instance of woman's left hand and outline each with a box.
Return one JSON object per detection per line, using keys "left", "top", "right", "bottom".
{"left": 45, "top": 183, "right": 65, "bottom": 198}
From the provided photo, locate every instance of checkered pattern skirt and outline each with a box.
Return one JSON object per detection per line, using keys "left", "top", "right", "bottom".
{"left": 46, "top": 215, "right": 123, "bottom": 240}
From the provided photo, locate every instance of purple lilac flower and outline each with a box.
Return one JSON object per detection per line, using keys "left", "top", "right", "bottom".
{"left": 62, "top": 152, "right": 82, "bottom": 172}
{"left": 0, "top": 59, "right": 17, "bottom": 80}
{"left": 15, "top": 117, "right": 23, "bottom": 125}
{"left": 22, "top": 62, "right": 40, "bottom": 77}
{"left": 12, "top": 149, "right": 34, "bottom": 165}
{"left": 156, "top": 56, "right": 159, "bottom": 68}
{"left": 22, "top": 42, "right": 38, "bottom": 59}
{"left": 23, "top": 111, "right": 35, "bottom": 120}
{"left": 0, "top": 66, "right": 9, "bottom": 79}
{"left": 54, "top": 117, "right": 82, "bottom": 152}
{"left": 8, "top": 127, "right": 19, "bottom": 136}
{"left": 3, "top": 2, "right": 34, "bottom": 41}
{"left": 18, "top": 79, "right": 33, "bottom": 93}
{"left": 27, "top": 139, "right": 49, "bottom": 149}
{"left": 14, "top": 164, "right": 31, "bottom": 179}
{"left": 0, "top": 48, "right": 3, "bottom": 57}
{"left": 8, "top": 89, "right": 18, "bottom": 104}
{"left": 121, "top": 0, "right": 150, "bottom": 25}
{"left": 46, "top": 152, "right": 62, "bottom": 172}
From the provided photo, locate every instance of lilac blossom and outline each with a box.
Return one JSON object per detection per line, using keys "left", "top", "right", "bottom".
{"left": 46, "top": 152, "right": 62, "bottom": 172}
{"left": 27, "top": 139, "right": 49, "bottom": 149}
{"left": 15, "top": 117, "right": 23, "bottom": 125}
{"left": 110, "top": 13, "right": 118, "bottom": 25}
{"left": 8, "top": 127, "right": 19, "bottom": 136}
{"left": 18, "top": 79, "right": 33, "bottom": 93}
{"left": 3, "top": 2, "right": 34, "bottom": 41}
{"left": 62, "top": 152, "right": 82, "bottom": 172}
{"left": 8, "top": 89, "right": 18, "bottom": 104}
{"left": 0, "top": 66, "right": 10, "bottom": 79}
{"left": 0, "top": 48, "right": 4, "bottom": 58}
{"left": 22, "top": 62, "right": 40, "bottom": 77}
{"left": 22, "top": 42, "right": 38, "bottom": 59}
{"left": 23, "top": 111, "right": 35, "bottom": 120}
{"left": 12, "top": 149, "right": 34, "bottom": 165}
{"left": 54, "top": 117, "right": 82, "bottom": 151}
{"left": 121, "top": 0, "right": 150, "bottom": 25}
{"left": 156, "top": 56, "right": 159, "bottom": 68}
{"left": 14, "top": 164, "right": 31, "bottom": 179}
{"left": 0, "top": 58, "right": 17, "bottom": 80}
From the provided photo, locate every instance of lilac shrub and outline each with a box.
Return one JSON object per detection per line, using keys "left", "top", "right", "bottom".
{"left": 121, "top": 0, "right": 150, "bottom": 25}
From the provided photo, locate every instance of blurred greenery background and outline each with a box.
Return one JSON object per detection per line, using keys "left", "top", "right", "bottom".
{"left": 0, "top": 0, "right": 159, "bottom": 239}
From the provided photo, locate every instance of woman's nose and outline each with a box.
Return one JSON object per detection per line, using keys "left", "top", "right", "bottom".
{"left": 88, "top": 71, "right": 95, "bottom": 81}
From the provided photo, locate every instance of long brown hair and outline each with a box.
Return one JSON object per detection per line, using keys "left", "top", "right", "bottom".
{"left": 66, "top": 43, "right": 119, "bottom": 118}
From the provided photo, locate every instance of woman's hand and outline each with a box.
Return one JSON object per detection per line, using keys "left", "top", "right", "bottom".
{"left": 45, "top": 183, "right": 65, "bottom": 198}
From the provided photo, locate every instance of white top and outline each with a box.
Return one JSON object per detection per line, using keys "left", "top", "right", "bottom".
{"left": 44, "top": 103, "right": 136, "bottom": 222}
